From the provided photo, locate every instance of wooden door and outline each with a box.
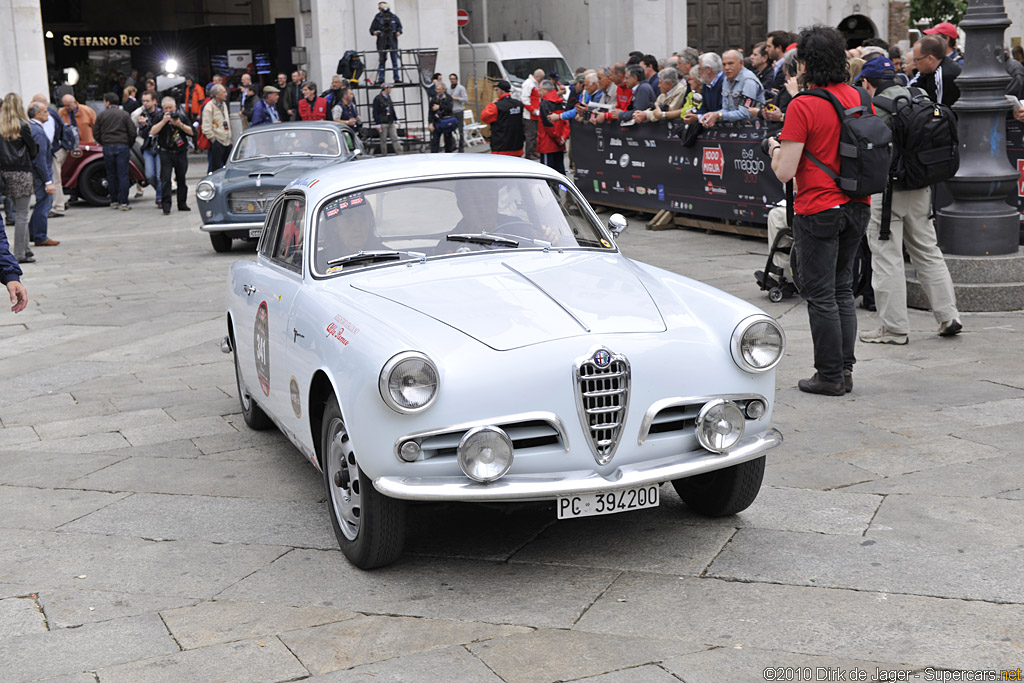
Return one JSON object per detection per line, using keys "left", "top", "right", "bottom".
{"left": 687, "top": 0, "right": 768, "bottom": 56}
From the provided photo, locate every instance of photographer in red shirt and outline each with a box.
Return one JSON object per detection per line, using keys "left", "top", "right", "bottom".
{"left": 766, "top": 25, "right": 873, "bottom": 396}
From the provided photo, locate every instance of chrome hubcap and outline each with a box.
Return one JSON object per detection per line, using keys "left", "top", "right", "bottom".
{"left": 327, "top": 417, "right": 361, "bottom": 540}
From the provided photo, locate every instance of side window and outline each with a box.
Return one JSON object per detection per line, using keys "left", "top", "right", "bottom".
{"left": 342, "top": 131, "right": 354, "bottom": 153}
{"left": 271, "top": 196, "right": 306, "bottom": 273}
{"left": 486, "top": 61, "right": 502, "bottom": 82}
{"left": 258, "top": 200, "right": 283, "bottom": 258}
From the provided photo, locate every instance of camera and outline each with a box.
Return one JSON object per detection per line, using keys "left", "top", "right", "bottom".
{"left": 170, "top": 112, "right": 180, "bottom": 121}
{"left": 760, "top": 132, "right": 780, "bottom": 158}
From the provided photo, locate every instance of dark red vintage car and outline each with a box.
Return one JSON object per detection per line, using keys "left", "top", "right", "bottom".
{"left": 60, "top": 143, "right": 148, "bottom": 206}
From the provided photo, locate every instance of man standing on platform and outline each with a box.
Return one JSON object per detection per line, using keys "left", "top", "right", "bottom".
{"left": 371, "top": 2, "right": 403, "bottom": 84}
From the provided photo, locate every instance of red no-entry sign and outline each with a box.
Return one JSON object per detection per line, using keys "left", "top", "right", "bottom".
{"left": 457, "top": 9, "right": 470, "bottom": 27}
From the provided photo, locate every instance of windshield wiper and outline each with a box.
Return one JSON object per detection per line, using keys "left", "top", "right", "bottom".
{"left": 447, "top": 233, "right": 520, "bottom": 248}
{"left": 327, "top": 250, "right": 425, "bottom": 267}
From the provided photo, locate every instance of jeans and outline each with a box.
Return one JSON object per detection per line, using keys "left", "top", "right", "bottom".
{"left": 159, "top": 149, "right": 189, "bottom": 211}
{"left": 793, "top": 201, "right": 868, "bottom": 384}
{"left": 377, "top": 48, "right": 401, "bottom": 82}
{"left": 102, "top": 144, "right": 131, "bottom": 206}
{"left": 142, "top": 148, "right": 162, "bottom": 202}
{"left": 29, "top": 177, "right": 52, "bottom": 242}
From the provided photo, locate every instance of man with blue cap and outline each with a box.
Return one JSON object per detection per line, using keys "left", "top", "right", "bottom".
{"left": 855, "top": 56, "right": 961, "bottom": 346}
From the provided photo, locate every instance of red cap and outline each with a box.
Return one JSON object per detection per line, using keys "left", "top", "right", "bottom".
{"left": 785, "top": 42, "right": 797, "bottom": 53}
{"left": 924, "top": 22, "right": 958, "bottom": 40}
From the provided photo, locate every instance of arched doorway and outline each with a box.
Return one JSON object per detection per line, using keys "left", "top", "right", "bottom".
{"left": 838, "top": 14, "right": 876, "bottom": 49}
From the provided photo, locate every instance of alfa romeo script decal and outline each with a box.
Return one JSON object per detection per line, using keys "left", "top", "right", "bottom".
{"left": 254, "top": 301, "right": 270, "bottom": 396}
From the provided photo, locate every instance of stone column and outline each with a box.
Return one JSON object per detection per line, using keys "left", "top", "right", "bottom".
{"left": 0, "top": 0, "right": 49, "bottom": 98}
{"left": 910, "top": 0, "right": 1024, "bottom": 311}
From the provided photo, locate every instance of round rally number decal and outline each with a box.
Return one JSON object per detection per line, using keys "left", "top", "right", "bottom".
{"left": 254, "top": 301, "right": 270, "bottom": 396}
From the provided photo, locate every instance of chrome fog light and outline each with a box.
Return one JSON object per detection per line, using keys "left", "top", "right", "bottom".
{"left": 731, "top": 315, "right": 785, "bottom": 373}
{"left": 398, "top": 440, "right": 421, "bottom": 462}
{"left": 458, "top": 426, "right": 513, "bottom": 483}
{"left": 744, "top": 399, "right": 766, "bottom": 420}
{"left": 696, "top": 399, "right": 745, "bottom": 453}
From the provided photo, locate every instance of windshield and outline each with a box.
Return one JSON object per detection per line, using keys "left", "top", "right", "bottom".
{"left": 313, "top": 177, "right": 613, "bottom": 275}
{"left": 233, "top": 128, "right": 341, "bottom": 161}
{"left": 502, "top": 57, "right": 572, "bottom": 85}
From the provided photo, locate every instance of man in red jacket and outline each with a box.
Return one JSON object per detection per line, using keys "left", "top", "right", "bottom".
{"left": 298, "top": 82, "right": 330, "bottom": 121}
{"left": 537, "top": 80, "right": 568, "bottom": 174}
{"left": 480, "top": 81, "right": 524, "bottom": 157}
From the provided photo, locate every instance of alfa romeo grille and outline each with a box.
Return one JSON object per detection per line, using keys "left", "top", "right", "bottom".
{"left": 229, "top": 190, "right": 278, "bottom": 214}
{"left": 575, "top": 349, "right": 630, "bottom": 465}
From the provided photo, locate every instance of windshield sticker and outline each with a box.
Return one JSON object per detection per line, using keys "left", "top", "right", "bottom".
{"left": 325, "top": 193, "right": 365, "bottom": 217}
{"left": 254, "top": 301, "right": 270, "bottom": 396}
{"left": 326, "top": 265, "right": 344, "bottom": 275}
{"left": 289, "top": 376, "right": 302, "bottom": 418}
{"left": 600, "top": 238, "right": 612, "bottom": 248}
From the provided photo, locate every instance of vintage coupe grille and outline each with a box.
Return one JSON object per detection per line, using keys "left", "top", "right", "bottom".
{"left": 575, "top": 350, "right": 630, "bottom": 465}
{"left": 228, "top": 190, "right": 279, "bottom": 214}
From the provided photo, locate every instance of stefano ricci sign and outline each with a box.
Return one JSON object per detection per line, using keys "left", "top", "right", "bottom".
{"left": 61, "top": 34, "right": 154, "bottom": 47}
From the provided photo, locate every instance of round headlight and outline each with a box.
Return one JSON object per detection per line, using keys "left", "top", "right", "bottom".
{"left": 379, "top": 351, "right": 439, "bottom": 413}
{"left": 196, "top": 180, "right": 216, "bottom": 202}
{"left": 458, "top": 426, "right": 514, "bottom": 482}
{"left": 731, "top": 315, "right": 785, "bottom": 373}
{"left": 695, "top": 399, "right": 745, "bottom": 453}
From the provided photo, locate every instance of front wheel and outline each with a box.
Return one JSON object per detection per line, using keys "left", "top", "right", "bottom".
{"left": 210, "top": 232, "right": 233, "bottom": 253}
{"left": 672, "top": 456, "right": 765, "bottom": 517}
{"left": 322, "top": 395, "right": 406, "bottom": 569}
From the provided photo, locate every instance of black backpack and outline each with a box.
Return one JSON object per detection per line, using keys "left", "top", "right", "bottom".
{"left": 873, "top": 86, "right": 959, "bottom": 190}
{"left": 337, "top": 51, "right": 364, "bottom": 86}
{"left": 794, "top": 86, "right": 893, "bottom": 199}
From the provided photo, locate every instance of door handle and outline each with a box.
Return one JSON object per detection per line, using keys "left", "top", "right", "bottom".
{"left": 243, "top": 284, "right": 256, "bottom": 296}
{"left": 293, "top": 328, "right": 304, "bottom": 342}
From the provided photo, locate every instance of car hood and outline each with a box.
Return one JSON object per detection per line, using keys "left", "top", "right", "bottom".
{"left": 220, "top": 156, "right": 343, "bottom": 185}
{"left": 349, "top": 251, "right": 667, "bottom": 350}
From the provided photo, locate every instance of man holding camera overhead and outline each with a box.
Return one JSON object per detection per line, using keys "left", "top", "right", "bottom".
{"left": 149, "top": 97, "right": 194, "bottom": 216}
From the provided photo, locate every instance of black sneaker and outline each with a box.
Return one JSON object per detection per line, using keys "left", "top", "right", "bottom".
{"left": 798, "top": 373, "right": 845, "bottom": 396}
{"left": 938, "top": 319, "right": 962, "bottom": 337}
{"left": 844, "top": 369, "right": 853, "bottom": 394}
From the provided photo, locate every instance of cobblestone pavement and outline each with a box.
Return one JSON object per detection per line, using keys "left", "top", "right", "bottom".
{"left": 1, "top": 168, "right": 1022, "bottom": 682}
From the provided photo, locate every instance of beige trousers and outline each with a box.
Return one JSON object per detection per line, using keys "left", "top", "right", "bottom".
{"left": 52, "top": 148, "right": 67, "bottom": 212}
{"left": 766, "top": 205, "right": 791, "bottom": 271}
{"left": 866, "top": 186, "right": 959, "bottom": 334}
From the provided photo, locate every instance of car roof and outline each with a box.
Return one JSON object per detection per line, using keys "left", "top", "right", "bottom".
{"left": 286, "top": 154, "right": 570, "bottom": 204}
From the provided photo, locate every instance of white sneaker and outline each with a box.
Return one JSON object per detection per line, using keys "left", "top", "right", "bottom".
{"left": 859, "top": 326, "right": 908, "bottom": 345}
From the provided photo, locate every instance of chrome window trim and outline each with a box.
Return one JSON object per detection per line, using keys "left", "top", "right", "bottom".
{"left": 378, "top": 351, "right": 439, "bottom": 414}
{"left": 392, "top": 410, "right": 570, "bottom": 462}
{"left": 574, "top": 347, "right": 630, "bottom": 466}
{"left": 230, "top": 124, "right": 345, "bottom": 163}
{"left": 730, "top": 314, "right": 786, "bottom": 373}
{"left": 637, "top": 393, "right": 769, "bottom": 445}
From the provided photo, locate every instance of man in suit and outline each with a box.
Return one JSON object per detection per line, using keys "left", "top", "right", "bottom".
{"left": 912, "top": 35, "right": 961, "bottom": 107}
{"left": 26, "top": 103, "right": 58, "bottom": 247}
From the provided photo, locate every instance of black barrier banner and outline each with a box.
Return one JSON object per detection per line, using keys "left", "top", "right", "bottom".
{"left": 572, "top": 119, "right": 784, "bottom": 224}
{"left": 574, "top": 119, "right": 1024, "bottom": 234}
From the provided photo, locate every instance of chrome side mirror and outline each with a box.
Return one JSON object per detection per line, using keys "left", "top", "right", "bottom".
{"left": 607, "top": 213, "right": 628, "bottom": 237}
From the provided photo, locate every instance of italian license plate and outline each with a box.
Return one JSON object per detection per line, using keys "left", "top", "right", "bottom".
{"left": 249, "top": 228, "right": 263, "bottom": 238}
{"left": 557, "top": 484, "right": 660, "bottom": 519}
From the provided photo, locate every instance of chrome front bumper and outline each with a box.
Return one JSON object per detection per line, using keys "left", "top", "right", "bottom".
{"left": 199, "top": 221, "right": 265, "bottom": 233}
{"left": 373, "top": 428, "right": 782, "bottom": 502}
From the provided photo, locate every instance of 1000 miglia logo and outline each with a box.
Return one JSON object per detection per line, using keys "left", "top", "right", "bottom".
{"left": 254, "top": 301, "right": 270, "bottom": 396}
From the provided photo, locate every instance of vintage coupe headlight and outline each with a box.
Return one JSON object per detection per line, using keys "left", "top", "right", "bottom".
{"left": 696, "top": 399, "right": 745, "bottom": 453}
{"left": 196, "top": 180, "right": 216, "bottom": 201}
{"left": 379, "top": 351, "right": 439, "bottom": 413}
{"left": 731, "top": 315, "right": 785, "bottom": 373}
{"left": 458, "top": 426, "right": 514, "bottom": 482}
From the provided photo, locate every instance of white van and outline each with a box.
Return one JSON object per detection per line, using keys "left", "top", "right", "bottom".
{"left": 459, "top": 40, "right": 572, "bottom": 115}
